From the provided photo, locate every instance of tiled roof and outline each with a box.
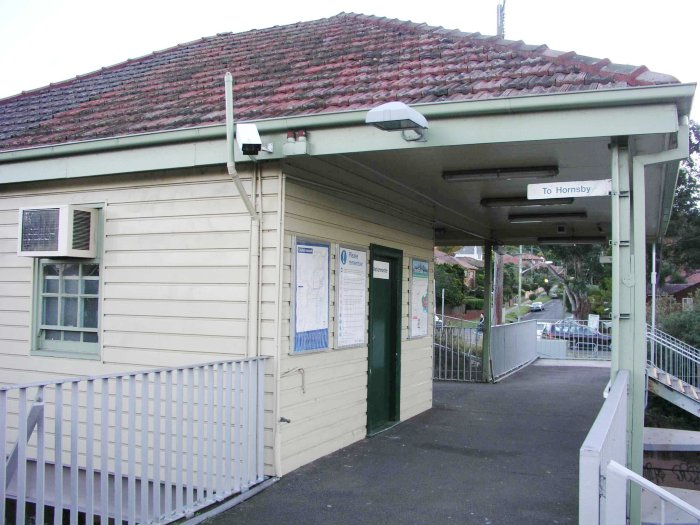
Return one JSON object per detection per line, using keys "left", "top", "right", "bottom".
{"left": 435, "top": 249, "right": 478, "bottom": 270}
{"left": 0, "top": 13, "right": 679, "bottom": 152}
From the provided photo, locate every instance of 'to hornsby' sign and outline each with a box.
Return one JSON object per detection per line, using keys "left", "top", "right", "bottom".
{"left": 527, "top": 179, "right": 612, "bottom": 200}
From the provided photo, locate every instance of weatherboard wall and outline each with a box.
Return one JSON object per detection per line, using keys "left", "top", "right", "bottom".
{"left": 278, "top": 179, "right": 434, "bottom": 475}
{"left": 0, "top": 165, "right": 282, "bottom": 473}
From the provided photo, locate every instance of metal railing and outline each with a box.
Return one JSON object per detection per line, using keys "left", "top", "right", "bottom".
{"left": 606, "top": 460, "right": 700, "bottom": 524}
{"left": 539, "top": 318, "right": 612, "bottom": 360}
{"left": 648, "top": 324, "right": 700, "bottom": 388}
{"left": 0, "top": 357, "right": 268, "bottom": 524}
{"left": 491, "top": 320, "right": 537, "bottom": 381}
{"left": 433, "top": 323, "right": 483, "bottom": 382}
{"left": 579, "top": 369, "right": 628, "bottom": 525}
{"left": 579, "top": 368, "right": 700, "bottom": 524}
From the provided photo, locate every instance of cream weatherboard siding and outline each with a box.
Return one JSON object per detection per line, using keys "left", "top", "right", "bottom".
{"left": 278, "top": 179, "right": 434, "bottom": 474}
{"left": 0, "top": 165, "right": 282, "bottom": 475}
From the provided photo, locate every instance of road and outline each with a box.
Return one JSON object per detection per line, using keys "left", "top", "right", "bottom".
{"left": 521, "top": 298, "right": 564, "bottom": 322}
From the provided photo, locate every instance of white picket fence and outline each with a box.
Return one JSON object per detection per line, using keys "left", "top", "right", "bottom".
{"left": 0, "top": 357, "right": 269, "bottom": 524}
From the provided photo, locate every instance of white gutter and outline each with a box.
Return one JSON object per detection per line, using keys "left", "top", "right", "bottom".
{"left": 633, "top": 115, "right": 690, "bottom": 171}
{"left": 225, "top": 73, "right": 260, "bottom": 359}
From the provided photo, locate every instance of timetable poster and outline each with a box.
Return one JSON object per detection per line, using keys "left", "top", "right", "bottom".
{"left": 294, "top": 241, "right": 330, "bottom": 352}
{"left": 410, "top": 258, "right": 429, "bottom": 338}
{"left": 336, "top": 247, "right": 367, "bottom": 348}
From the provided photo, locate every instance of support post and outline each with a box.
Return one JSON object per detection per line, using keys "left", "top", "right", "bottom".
{"left": 517, "top": 245, "right": 523, "bottom": 322}
{"left": 482, "top": 241, "right": 493, "bottom": 382}
{"left": 493, "top": 248, "right": 504, "bottom": 325}
{"left": 611, "top": 141, "right": 642, "bottom": 523}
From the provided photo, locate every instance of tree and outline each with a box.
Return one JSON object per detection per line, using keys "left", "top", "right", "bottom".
{"left": 658, "top": 290, "right": 700, "bottom": 348}
{"left": 662, "top": 121, "right": 700, "bottom": 275}
{"left": 434, "top": 263, "right": 467, "bottom": 308}
{"left": 543, "top": 245, "right": 610, "bottom": 320}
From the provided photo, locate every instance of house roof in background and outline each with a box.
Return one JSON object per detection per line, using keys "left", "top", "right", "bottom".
{"left": 0, "top": 13, "right": 679, "bottom": 153}
{"left": 435, "top": 249, "right": 478, "bottom": 271}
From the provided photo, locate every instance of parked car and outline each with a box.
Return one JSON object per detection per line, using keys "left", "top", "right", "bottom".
{"left": 543, "top": 319, "right": 611, "bottom": 352}
{"left": 530, "top": 301, "right": 544, "bottom": 312}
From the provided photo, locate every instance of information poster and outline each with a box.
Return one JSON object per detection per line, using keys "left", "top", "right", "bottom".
{"left": 293, "top": 240, "right": 330, "bottom": 352}
{"left": 336, "top": 246, "right": 367, "bottom": 348}
{"left": 410, "top": 259, "right": 429, "bottom": 338}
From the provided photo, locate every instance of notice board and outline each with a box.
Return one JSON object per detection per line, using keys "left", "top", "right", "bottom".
{"left": 335, "top": 246, "right": 367, "bottom": 348}
{"left": 293, "top": 239, "right": 330, "bottom": 352}
{"left": 410, "top": 258, "right": 429, "bottom": 338}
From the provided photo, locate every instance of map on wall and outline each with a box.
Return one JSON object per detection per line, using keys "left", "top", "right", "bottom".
{"left": 410, "top": 258, "right": 429, "bottom": 338}
{"left": 294, "top": 241, "right": 330, "bottom": 352}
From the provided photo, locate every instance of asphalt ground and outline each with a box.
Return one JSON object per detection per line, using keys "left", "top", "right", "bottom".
{"left": 206, "top": 364, "right": 610, "bottom": 525}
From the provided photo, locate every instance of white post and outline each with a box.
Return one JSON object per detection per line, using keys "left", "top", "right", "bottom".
{"left": 518, "top": 245, "right": 523, "bottom": 322}
{"left": 651, "top": 243, "right": 657, "bottom": 332}
{"left": 441, "top": 288, "right": 445, "bottom": 323}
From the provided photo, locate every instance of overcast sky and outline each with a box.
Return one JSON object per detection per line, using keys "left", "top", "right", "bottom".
{"left": 1, "top": 0, "right": 698, "bottom": 117}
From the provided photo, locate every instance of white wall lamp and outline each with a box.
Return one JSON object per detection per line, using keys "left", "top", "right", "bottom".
{"left": 480, "top": 196, "right": 574, "bottom": 208}
{"left": 508, "top": 211, "right": 587, "bottom": 224}
{"left": 443, "top": 166, "right": 558, "bottom": 182}
{"left": 365, "top": 101, "right": 428, "bottom": 141}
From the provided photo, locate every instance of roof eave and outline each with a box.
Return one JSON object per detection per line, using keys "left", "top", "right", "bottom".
{"left": 0, "top": 83, "right": 694, "bottom": 165}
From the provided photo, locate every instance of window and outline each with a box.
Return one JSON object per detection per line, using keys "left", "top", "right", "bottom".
{"left": 35, "top": 260, "right": 100, "bottom": 358}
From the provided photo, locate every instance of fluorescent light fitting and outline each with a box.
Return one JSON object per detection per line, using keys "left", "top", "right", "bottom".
{"left": 480, "top": 196, "right": 574, "bottom": 208}
{"left": 443, "top": 166, "right": 558, "bottom": 182}
{"left": 365, "top": 101, "right": 429, "bottom": 131}
{"left": 509, "top": 211, "right": 587, "bottom": 224}
{"left": 537, "top": 236, "right": 607, "bottom": 245}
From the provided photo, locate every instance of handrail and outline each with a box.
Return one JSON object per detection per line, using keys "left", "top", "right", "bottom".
{"left": 647, "top": 326, "right": 700, "bottom": 361}
{"left": 0, "top": 356, "right": 269, "bottom": 392}
{"left": 606, "top": 460, "right": 700, "bottom": 523}
{"left": 647, "top": 324, "right": 700, "bottom": 389}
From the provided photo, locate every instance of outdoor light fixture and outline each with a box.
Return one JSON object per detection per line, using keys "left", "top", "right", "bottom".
{"left": 443, "top": 166, "right": 558, "bottom": 182}
{"left": 480, "top": 196, "right": 574, "bottom": 208}
{"left": 508, "top": 211, "right": 587, "bottom": 224}
{"left": 365, "top": 101, "right": 428, "bottom": 141}
{"left": 537, "top": 236, "right": 607, "bottom": 245}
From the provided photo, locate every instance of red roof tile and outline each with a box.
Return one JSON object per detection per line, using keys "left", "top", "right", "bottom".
{"left": 0, "top": 13, "right": 679, "bottom": 152}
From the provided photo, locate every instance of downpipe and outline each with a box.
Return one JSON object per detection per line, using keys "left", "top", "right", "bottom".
{"left": 225, "top": 72, "right": 261, "bottom": 358}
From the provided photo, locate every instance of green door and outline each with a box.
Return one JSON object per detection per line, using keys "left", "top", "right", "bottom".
{"left": 367, "top": 244, "right": 402, "bottom": 435}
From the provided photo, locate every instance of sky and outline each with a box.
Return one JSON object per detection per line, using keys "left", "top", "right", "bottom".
{"left": 1, "top": 0, "right": 698, "bottom": 117}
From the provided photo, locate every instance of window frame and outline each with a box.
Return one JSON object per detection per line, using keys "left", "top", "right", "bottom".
{"left": 31, "top": 206, "right": 103, "bottom": 360}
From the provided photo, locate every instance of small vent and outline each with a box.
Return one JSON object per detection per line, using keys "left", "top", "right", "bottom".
{"left": 21, "top": 208, "right": 60, "bottom": 252}
{"left": 72, "top": 210, "right": 91, "bottom": 250}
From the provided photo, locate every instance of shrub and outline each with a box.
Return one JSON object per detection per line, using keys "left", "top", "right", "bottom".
{"left": 528, "top": 292, "right": 538, "bottom": 301}
{"left": 463, "top": 297, "right": 484, "bottom": 310}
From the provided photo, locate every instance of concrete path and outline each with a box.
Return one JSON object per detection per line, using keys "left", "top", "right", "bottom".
{"left": 206, "top": 364, "right": 610, "bottom": 525}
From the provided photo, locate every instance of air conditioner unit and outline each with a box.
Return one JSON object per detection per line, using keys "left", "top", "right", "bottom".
{"left": 17, "top": 205, "right": 97, "bottom": 258}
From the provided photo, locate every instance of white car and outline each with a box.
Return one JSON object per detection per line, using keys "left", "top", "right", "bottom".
{"left": 530, "top": 301, "right": 544, "bottom": 312}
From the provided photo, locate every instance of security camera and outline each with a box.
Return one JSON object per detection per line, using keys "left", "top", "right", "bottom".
{"left": 236, "top": 123, "right": 262, "bottom": 156}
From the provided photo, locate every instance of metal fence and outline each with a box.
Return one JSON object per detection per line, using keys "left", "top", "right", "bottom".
{"left": 0, "top": 356, "right": 268, "bottom": 524}
{"left": 491, "top": 320, "right": 538, "bottom": 381}
{"left": 648, "top": 324, "right": 700, "bottom": 388}
{"left": 433, "top": 321, "right": 483, "bottom": 382}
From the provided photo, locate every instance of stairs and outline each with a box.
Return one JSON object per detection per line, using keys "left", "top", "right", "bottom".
{"left": 647, "top": 326, "right": 700, "bottom": 418}
{"left": 647, "top": 366, "right": 700, "bottom": 417}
